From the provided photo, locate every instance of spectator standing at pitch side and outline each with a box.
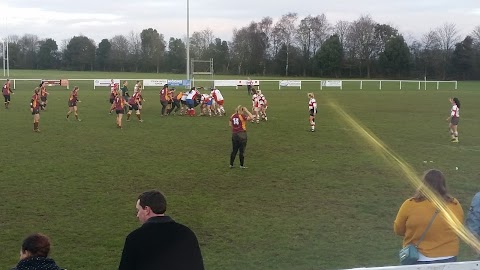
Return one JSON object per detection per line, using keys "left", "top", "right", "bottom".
{"left": 118, "top": 190, "right": 204, "bottom": 270}
{"left": 466, "top": 192, "right": 480, "bottom": 237}
{"left": 246, "top": 77, "right": 253, "bottom": 96}
{"left": 394, "top": 169, "right": 463, "bottom": 264}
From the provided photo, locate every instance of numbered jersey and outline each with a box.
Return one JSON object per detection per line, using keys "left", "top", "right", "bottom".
{"left": 230, "top": 113, "right": 247, "bottom": 133}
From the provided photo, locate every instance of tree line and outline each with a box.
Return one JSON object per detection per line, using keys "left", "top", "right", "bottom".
{"left": 2, "top": 14, "right": 480, "bottom": 80}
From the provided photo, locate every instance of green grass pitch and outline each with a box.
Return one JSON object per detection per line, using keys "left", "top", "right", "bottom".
{"left": 1, "top": 70, "right": 479, "bottom": 270}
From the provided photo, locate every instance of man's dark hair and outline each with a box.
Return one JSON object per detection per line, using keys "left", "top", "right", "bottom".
{"left": 138, "top": 190, "right": 167, "bottom": 214}
{"left": 22, "top": 233, "right": 51, "bottom": 257}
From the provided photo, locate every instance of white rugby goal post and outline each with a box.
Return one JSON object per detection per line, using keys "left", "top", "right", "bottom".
{"left": 190, "top": 58, "right": 214, "bottom": 88}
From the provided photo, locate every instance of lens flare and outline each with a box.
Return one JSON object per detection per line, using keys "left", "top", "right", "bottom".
{"left": 327, "top": 100, "right": 480, "bottom": 252}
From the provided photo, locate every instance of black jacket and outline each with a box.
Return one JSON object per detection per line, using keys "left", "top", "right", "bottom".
{"left": 12, "top": 257, "right": 62, "bottom": 270}
{"left": 118, "top": 216, "right": 204, "bottom": 270}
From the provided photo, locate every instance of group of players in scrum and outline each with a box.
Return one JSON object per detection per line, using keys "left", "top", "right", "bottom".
{"left": 106, "top": 79, "right": 269, "bottom": 128}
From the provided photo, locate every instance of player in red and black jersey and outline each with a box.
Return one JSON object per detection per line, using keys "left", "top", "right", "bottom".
{"left": 159, "top": 84, "right": 170, "bottom": 116}
{"left": 3, "top": 79, "right": 13, "bottom": 109}
{"left": 66, "top": 86, "right": 81, "bottom": 121}
{"left": 111, "top": 95, "right": 131, "bottom": 128}
{"left": 229, "top": 105, "right": 253, "bottom": 169}
{"left": 109, "top": 80, "right": 119, "bottom": 114}
{"left": 30, "top": 88, "right": 41, "bottom": 132}
{"left": 39, "top": 82, "right": 50, "bottom": 110}
{"left": 126, "top": 92, "right": 143, "bottom": 122}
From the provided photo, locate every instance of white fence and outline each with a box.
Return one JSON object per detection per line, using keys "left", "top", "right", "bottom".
{"left": 344, "top": 261, "right": 480, "bottom": 270}
{"left": 9, "top": 79, "right": 458, "bottom": 91}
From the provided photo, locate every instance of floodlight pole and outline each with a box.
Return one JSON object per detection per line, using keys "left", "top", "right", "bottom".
{"left": 2, "top": 39, "right": 5, "bottom": 77}
{"left": 6, "top": 37, "right": 9, "bottom": 77}
{"left": 186, "top": 0, "right": 190, "bottom": 83}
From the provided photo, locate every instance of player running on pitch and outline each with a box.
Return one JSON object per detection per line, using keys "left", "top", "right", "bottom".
{"left": 308, "top": 93, "right": 317, "bottom": 132}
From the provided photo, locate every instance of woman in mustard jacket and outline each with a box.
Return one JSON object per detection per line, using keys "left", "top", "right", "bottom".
{"left": 394, "top": 169, "right": 464, "bottom": 264}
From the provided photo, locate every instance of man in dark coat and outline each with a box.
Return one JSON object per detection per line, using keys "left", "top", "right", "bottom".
{"left": 118, "top": 190, "right": 204, "bottom": 270}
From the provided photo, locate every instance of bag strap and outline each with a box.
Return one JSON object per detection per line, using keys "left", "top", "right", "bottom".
{"left": 415, "top": 209, "right": 439, "bottom": 247}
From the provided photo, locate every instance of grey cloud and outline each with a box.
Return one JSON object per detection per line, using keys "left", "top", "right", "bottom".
{"left": 2, "top": 0, "right": 479, "bottom": 43}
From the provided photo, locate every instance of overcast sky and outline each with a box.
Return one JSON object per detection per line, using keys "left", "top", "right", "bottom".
{"left": 1, "top": 0, "right": 478, "bottom": 45}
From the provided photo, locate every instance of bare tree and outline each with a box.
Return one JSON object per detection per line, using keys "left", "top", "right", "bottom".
{"left": 230, "top": 28, "right": 249, "bottom": 74}
{"left": 128, "top": 31, "right": 141, "bottom": 72}
{"left": 274, "top": 12, "right": 298, "bottom": 76}
{"left": 422, "top": 30, "right": 441, "bottom": 50}
{"left": 421, "top": 30, "right": 442, "bottom": 79}
{"left": 334, "top": 20, "right": 350, "bottom": 47}
{"left": 436, "top": 23, "right": 460, "bottom": 53}
{"left": 296, "top": 15, "right": 315, "bottom": 76}
{"left": 435, "top": 22, "right": 460, "bottom": 79}
{"left": 472, "top": 25, "right": 480, "bottom": 46}
{"left": 110, "top": 35, "right": 129, "bottom": 71}
{"left": 190, "top": 29, "right": 215, "bottom": 59}
{"left": 18, "top": 34, "right": 40, "bottom": 68}
{"left": 311, "top": 14, "right": 331, "bottom": 53}
{"left": 346, "top": 15, "right": 377, "bottom": 77}
{"left": 258, "top": 17, "right": 273, "bottom": 75}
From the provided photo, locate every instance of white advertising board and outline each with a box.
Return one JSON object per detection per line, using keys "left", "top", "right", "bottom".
{"left": 321, "top": 80, "right": 343, "bottom": 89}
{"left": 279, "top": 80, "right": 302, "bottom": 89}
{"left": 94, "top": 79, "right": 120, "bottom": 88}
{"left": 237, "top": 80, "right": 260, "bottom": 86}
{"left": 214, "top": 80, "right": 239, "bottom": 87}
{"left": 143, "top": 79, "right": 168, "bottom": 87}
{"left": 322, "top": 80, "right": 342, "bottom": 87}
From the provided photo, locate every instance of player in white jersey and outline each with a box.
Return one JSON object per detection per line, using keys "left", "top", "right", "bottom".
{"left": 180, "top": 91, "right": 188, "bottom": 115}
{"left": 308, "top": 93, "right": 317, "bottom": 132}
{"left": 200, "top": 93, "right": 213, "bottom": 116}
{"left": 257, "top": 90, "right": 268, "bottom": 122}
{"left": 251, "top": 89, "right": 258, "bottom": 115}
{"left": 210, "top": 88, "right": 225, "bottom": 116}
{"left": 252, "top": 90, "right": 267, "bottom": 123}
{"left": 186, "top": 87, "right": 200, "bottom": 116}
{"left": 446, "top": 97, "right": 461, "bottom": 142}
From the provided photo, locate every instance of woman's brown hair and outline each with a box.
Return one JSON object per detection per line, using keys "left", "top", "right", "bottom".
{"left": 413, "top": 169, "right": 455, "bottom": 203}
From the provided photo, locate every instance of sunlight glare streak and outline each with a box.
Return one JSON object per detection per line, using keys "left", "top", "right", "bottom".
{"left": 327, "top": 100, "right": 480, "bottom": 252}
